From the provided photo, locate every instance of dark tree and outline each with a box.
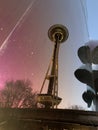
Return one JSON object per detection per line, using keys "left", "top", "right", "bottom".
{"left": 0, "top": 80, "right": 37, "bottom": 108}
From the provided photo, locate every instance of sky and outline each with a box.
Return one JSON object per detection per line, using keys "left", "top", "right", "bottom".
{"left": 86, "top": 0, "right": 98, "bottom": 39}
{"left": 0, "top": 0, "right": 97, "bottom": 109}
{"left": 0, "top": 0, "right": 43, "bottom": 88}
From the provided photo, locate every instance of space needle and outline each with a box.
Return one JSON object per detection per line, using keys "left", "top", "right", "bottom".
{"left": 37, "top": 24, "right": 69, "bottom": 108}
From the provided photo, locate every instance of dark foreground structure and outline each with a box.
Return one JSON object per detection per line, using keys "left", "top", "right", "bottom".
{"left": 0, "top": 108, "right": 98, "bottom": 130}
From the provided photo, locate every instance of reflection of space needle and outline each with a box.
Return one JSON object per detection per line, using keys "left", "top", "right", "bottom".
{"left": 37, "top": 24, "right": 69, "bottom": 109}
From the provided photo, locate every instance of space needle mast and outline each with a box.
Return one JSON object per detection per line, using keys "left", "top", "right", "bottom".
{"left": 37, "top": 24, "right": 69, "bottom": 108}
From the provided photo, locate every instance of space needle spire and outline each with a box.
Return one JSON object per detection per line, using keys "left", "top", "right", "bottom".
{"left": 37, "top": 24, "right": 69, "bottom": 108}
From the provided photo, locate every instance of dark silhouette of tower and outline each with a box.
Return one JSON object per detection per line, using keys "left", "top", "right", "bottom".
{"left": 37, "top": 24, "right": 69, "bottom": 108}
